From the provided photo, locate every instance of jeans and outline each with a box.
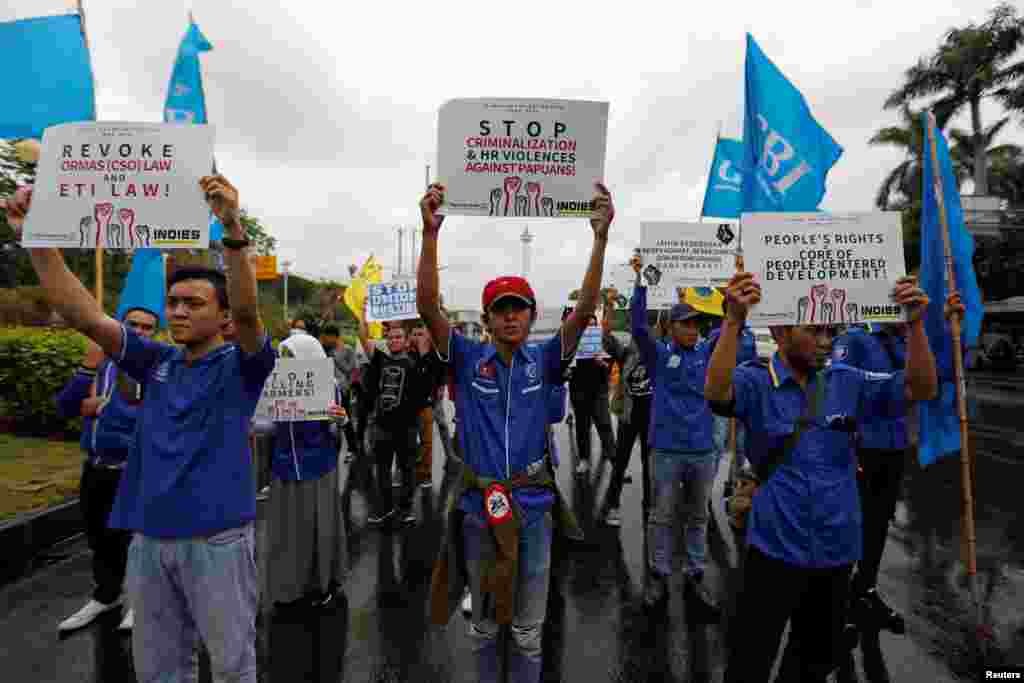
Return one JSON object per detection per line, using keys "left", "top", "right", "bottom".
{"left": 713, "top": 415, "right": 748, "bottom": 478}
{"left": 463, "top": 512, "right": 553, "bottom": 683}
{"left": 128, "top": 525, "right": 258, "bottom": 683}
{"left": 80, "top": 461, "right": 131, "bottom": 604}
{"left": 647, "top": 448, "right": 716, "bottom": 578}
{"left": 605, "top": 396, "right": 651, "bottom": 512}
{"left": 725, "top": 545, "right": 852, "bottom": 682}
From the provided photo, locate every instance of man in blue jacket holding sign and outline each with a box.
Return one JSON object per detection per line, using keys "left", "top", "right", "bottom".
{"left": 418, "top": 181, "right": 611, "bottom": 683}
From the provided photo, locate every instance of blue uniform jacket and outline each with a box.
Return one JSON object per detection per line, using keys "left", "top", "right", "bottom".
{"left": 715, "top": 354, "right": 907, "bottom": 567}
{"left": 55, "top": 359, "right": 142, "bottom": 467}
{"left": 832, "top": 326, "right": 907, "bottom": 450}
{"left": 631, "top": 285, "right": 714, "bottom": 452}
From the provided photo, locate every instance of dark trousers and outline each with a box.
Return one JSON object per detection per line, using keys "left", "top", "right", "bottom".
{"left": 374, "top": 426, "right": 417, "bottom": 516}
{"left": 605, "top": 396, "right": 652, "bottom": 511}
{"left": 339, "top": 389, "right": 360, "bottom": 456}
{"left": 853, "top": 446, "right": 906, "bottom": 592}
{"left": 353, "top": 384, "right": 369, "bottom": 455}
{"left": 570, "top": 389, "right": 616, "bottom": 464}
{"left": 80, "top": 461, "right": 132, "bottom": 605}
{"left": 725, "top": 545, "right": 852, "bottom": 682}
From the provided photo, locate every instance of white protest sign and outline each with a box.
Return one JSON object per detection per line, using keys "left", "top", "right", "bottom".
{"left": 21, "top": 122, "right": 214, "bottom": 249}
{"left": 366, "top": 281, "right": 418, "bottom": 322}
{"left": 743, "top": 212, "right": 906, "bottom": 326}
{"left": 638, "top": 222, "right": 737, "bottom": 309}
{"left": 436, "top": 98, "right": 609, "bottom": 219}
{"left": 255, "top": 358, "right": 335, "bottom": 422}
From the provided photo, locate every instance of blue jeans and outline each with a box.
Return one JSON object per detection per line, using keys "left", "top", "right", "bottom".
{"left": 127, "top": 525, "right": 258, "bottom": 683}
{"left": 647, "top": 448, "right": 716, "bottom": 578}
{"left": 713, "top": 415, "right": 748, "bottom": 477}
{"left": 463, "top": 511, "right": 553, "bottom": 683}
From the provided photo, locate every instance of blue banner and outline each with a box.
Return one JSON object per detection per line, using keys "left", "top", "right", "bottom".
{"left": 163, "top": 21, "right": 212, "bottom": 124}
{"left": 116, "top": 250, "right": 166, "bottom": 327}
{"left": 0, "top": 14, "right": 95, "bottom": 139}
{"left": 742, "top": 34, "right": 842, "bottom": 212}
{"left": 700, "top": 138, "right": 743, "bottom": 219}
{"left": 917, "top": 113, "right": 984, "bottom": 467}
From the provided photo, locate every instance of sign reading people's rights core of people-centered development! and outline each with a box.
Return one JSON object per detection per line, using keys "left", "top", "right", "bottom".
{"left": 638, "top": 222, "right": 738, "bottom": 308}
{"left": 366, "top": 281, "right": 418, "bottom": 322}
{"left": 743, "top": 212, "right": 906, "bottom": 326}
{"left": 436, "top": 98, "right": 609, "bottom": 219}
{"left": 21, "top": 122, "right": 215, "bottom": 249}
{"left": 255, "top": 359, "right": 335, "bottom": 422}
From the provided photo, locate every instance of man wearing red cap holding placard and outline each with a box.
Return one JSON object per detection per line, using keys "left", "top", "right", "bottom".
{"left": 419, "top": 182, "right": 612, "bottom": 683}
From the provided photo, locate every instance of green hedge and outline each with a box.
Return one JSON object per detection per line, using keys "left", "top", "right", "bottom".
{"left": 0, "top": 327, "right": 87, "bottom": 435}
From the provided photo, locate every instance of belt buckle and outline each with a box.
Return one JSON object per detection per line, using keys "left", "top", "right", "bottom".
{"left": 526, "top": 459, "right": 544, "bottom": 477}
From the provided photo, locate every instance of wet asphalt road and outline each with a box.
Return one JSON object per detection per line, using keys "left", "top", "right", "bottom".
{"left": 0, "top": 398, "right": 1022, "bottom": 682}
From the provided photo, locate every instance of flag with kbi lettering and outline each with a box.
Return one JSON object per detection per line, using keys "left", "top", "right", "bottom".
{"left": 742, "top": 34, "right": 842, "bottom": 212}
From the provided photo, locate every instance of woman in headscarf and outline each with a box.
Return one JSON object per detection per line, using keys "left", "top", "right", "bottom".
{"left": 266, "top": 330, "right": 349, "bottom": 613}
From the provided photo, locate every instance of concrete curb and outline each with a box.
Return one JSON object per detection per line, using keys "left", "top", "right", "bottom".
{"left": 0, "top": 499, "right": 83, "bottom": 587}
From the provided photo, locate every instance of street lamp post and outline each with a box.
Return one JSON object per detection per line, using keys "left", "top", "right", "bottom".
{"left": 282, "top": 259, "right": 292, "bottom": 323}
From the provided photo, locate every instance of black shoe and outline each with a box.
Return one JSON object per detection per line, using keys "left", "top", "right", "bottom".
{"left": 643, "top": 573, "right": 667, "bottom": 608}
{"left": 855, "top": 587, "right": 905, "bottom": 634}
{"left": 683, "top": 572, "right": 721, "bottom": 621}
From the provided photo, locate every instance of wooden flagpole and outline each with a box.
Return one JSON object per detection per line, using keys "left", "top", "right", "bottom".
{"left": 924, "top": 110, "right": 983, "bottom": 640}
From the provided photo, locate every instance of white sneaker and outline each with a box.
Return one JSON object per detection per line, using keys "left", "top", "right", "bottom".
{"left": 58, "top": 598, "right": 121, "bottom": 632}
{"left": 117, "top": 608, "right": 134, "bottom": 631}
{"left": 461, "top": 590, "right": 472, "bottom": 618}
{"left": 605, "top": 507, "right": 622, "bottom": 527}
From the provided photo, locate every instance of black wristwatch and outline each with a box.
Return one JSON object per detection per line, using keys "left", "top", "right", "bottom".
{"left": 221, "top": 237, "right": 250, "bottom": 250}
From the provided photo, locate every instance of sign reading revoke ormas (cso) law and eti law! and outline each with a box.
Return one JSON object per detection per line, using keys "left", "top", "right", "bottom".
{"left": 743, "top": 212, "right": 906, "bottom": 327}
{"left": 20, "top": 122, "right": 215, "bottom": 249}
{"left": 436, "top": 98, "right": 609, "bottom": 219}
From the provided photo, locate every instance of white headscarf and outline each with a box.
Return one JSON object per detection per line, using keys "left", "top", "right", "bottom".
{"left": 279, "top": 332, "right": 327, "bottom": 360}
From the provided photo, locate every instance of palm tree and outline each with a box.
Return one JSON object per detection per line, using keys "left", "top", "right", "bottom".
{"left": 869, "top": 105, "right": 929, "bottom": 210}
{"left": 948, "top": 117, "right": 1022, "bottom": 191}
{"left": 884, "top": 3, "right": 1024, "bottom": 196}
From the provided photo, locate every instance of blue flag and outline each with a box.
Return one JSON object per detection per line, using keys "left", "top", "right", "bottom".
{"left": 0, "top": 14, "right": 95, "bottom": 139}
{"left": 164, "top": 21, "right": 212, "bottom": 124}
{"left": 116, "top": 250, "right": 166, "bottom": 328}
{"left": 917, "top": 113, "right": 984, "bottom": 467}
{"left": 701, "top": 138, "right": 744, "bottom": 219}
{"left": 742, "top": 34, "right": 842, "bottom": 212}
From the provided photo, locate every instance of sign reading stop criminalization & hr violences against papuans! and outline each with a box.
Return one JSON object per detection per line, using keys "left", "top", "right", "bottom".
{"left": 20, "top": 122, "right": 215, "bottom": 249}
{"left": 436, "top": 98, "right": 609, "bottom": 219}
{"left": 255, "top": 359, "right": 335, "bottom": 422}
{"left": 742, "top": 212, "right": 906, "bottom": 327}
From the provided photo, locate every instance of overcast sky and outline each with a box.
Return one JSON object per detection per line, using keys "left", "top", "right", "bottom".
{"left": 6, "top": 0, "right": 1024, "bottom": 309}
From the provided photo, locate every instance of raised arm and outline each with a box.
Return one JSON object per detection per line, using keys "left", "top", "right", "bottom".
{"left": 896, "top": 276, "right": 938, "bottom": 402}
{"left": 417, "top": 183, "right": 452, "bottom": 358}
{"left": 705, "top": 272, "right": 761, "bottom": 403}
{"left": 2, "top": 188, "right": 123, "bottom": 355}
{"left": 630, "top": 267, "right": 658, "bottom": 373}
{"left": 560, "top": 183, "right": 613, "bottom": 354}
{"left": 357, "top": 301, "right": 376, "bottom": 357}
{"left": 203, "top": 176, "right": 264, "bottom": 354}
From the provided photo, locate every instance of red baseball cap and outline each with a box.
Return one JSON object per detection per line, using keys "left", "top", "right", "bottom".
{"left": 482, "top": 276, "right": 536, "bottom": 311}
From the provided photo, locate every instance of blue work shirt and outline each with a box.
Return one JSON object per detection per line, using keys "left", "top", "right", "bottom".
{"left": 719, "top": 354, "right": 906, "bottom": 568}
{"left": 109, "top": 326, "right": 276, "bottom": 538}
{"left": 707, "top": 324, "right": 758, "bottom": 365}
{"left": 832, "top": 326, "right": 907, "bottom": 450}
{"left": 55, "top": 360, "right": 143, "bottom": 468}
{"left": 444, "top": 330, "right": 570, "bottom": 523}
{"left": 631, "top": 285, "right": 714, "bottom": 452}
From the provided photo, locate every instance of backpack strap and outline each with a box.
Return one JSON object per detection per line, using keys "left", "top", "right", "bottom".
{"left": 755, "top": 369, "right": 828, "bottom": 482}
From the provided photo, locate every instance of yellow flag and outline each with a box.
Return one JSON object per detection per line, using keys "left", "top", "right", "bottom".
{"left": 344, "top": 255, "right": 385, "bottom": 339}
{"left": 684, "top": 287, "right": 725, "bottom": 317}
